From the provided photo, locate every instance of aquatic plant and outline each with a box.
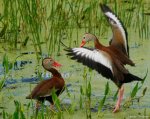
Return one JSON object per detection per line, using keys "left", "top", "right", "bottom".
{"left": 0, "top": 54, "right": 12, "bottom": 91}
{"left": 0, "top": 0, "right": 149, "bottom": 118}
{"left": 0, "top": 0, "right": 149, "bottom": 56}
{"left": 123, "top": 69, "right": 148, "bottom": 108}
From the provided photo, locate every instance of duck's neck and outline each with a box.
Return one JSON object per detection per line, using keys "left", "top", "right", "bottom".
{"left": 48, "top": 68, "right": 62, "bottom": 78}
{"left": 94, "top": 38, "right": 103, "bottom": 49}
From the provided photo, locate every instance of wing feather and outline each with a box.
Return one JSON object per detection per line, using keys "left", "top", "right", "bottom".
{"left": 66, "top": 47, "right": 113, "bottom": 79}
{"left": 100, "top": 4, "right": 129, "bottom": 56}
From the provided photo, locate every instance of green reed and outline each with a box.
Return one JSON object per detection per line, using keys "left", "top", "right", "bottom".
{"left": 123, "top": 69, "right": 148, "bottom": 108}
{"left": 2, "top": 100, "right": 25, "bottom": 119}
{"left": 98, "top": 82, "right": 109, "bottom": 111}
{"left": 0, "top": 54, "right": 12, "bottom": 92}
{"left": 79, "top": 67, "right": 93, "bottom": 119}
{"left": 1, "top": 0, "right": 149, "bottom": 58}
{"left": 0, "top": 0, "right": 150, "bottom": 118}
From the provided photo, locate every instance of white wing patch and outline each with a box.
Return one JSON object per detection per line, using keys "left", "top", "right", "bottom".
{"left": 72, "top": 48, "right": 113, "bottom": 73}
{"left": 105, "top": 11, "right": 127, "bottom": 53}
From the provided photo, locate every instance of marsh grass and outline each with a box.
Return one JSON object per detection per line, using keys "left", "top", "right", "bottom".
{"left": 123, "top": 69, "right": 148, "bottom": 108}
{"left": 0, "top": 69, "right": 148, "bottom": 119}
{"left": 0, "top": 0, "right": 149, "bottom": 58}
{"left": 84, "top": 68, "right": 92, "bottom": 119}
{"left": 0, "top": 0, "right": 149, "bottom": 119}
{"left": 0, "top": 54, "right": 12, "bottom": 91}
{"left": 98, "top": 82, "right": 109, "bottom": 111}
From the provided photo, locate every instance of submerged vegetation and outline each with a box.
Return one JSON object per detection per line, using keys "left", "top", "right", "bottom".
{"left": 0, "top": 0, "right": 150, "bottom": 119}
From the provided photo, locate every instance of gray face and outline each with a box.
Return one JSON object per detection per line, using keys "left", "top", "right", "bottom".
{"left": 80, "top": 33, "right": 97, "bottom": 47}
{"left": 42, "top": 58, "right": 54, "bottom": 70}
{"left": 82, "top": 34, "right": 95, "bottom": 42}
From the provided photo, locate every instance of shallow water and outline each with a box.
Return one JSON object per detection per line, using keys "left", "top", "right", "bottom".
{"left": 0, "top": 27, "right": 150, "bottom": 118}
{"left": 0, "top": 0, "right": 150, "bottom": 117}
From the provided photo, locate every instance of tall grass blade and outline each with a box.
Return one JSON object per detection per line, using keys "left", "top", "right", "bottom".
{"left": 98, "top": 96, "right": 106, "bottom": 111}
{"left": 104, "top": 82, "right": 109, "bottom": 95}
{"left": 113, "top": 89, "right": 118, "bottom": 101}
{"left": 130, "top": 82, "right": 139, "bottom": 98}
{"left": 0, "top": 23, "right": 7, "bottom": 37}
{"left": 141, "top": 69, "right": 148, "bottom": 85}
{"left": 52, "top": 88, "right": 60, "bottom": 110}
{"left": 98, "top": 82, "right": 109, "bottom": 111}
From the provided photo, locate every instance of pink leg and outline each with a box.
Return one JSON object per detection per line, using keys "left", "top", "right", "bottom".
{"left": 113, "top": 85, "right": 124, "bottom": 113}
{"left": 36, "top": 101, "right": 40, "bottom": 109}
{"left": 35, "top": 101, "right": 40, "bottom": 115}
{"left": 50, "top": 104, "right": 54, "bottom": 110}
{"left": 50, "top": 98, "right": 60, "bottom": 110}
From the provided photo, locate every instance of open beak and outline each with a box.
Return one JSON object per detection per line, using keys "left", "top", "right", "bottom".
{"left": 80, "top": 39, "right": 86, "bottom": 47}
{"left": 52, "top": 61, "right": 62, "bottom": 67}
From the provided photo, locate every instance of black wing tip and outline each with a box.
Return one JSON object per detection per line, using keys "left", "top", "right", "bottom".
{"left": 99, "top": 3, "right": 112, "bottom": 13}
{"left": 64, "top": 48, "right": 75, "bottom": 57}
{"left": 64, "top": 48, "right": 72, "bottom": 52}
{"left": 66, "top": 52, "right": 74, "bottom": 56}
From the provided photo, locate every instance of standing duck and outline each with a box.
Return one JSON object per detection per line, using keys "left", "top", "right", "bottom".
{"left": 26, "top": 58, "right": 65, "bottom": 109}
{"left": 66, "top": 4, "right": 142, "bottom": 113}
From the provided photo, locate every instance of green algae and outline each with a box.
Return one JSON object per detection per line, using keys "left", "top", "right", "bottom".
{"left": 0, "top": 0, "right": 150, "bottom": 118}
{"left": 0, "top": 33, "right": 149, "bottom": 118}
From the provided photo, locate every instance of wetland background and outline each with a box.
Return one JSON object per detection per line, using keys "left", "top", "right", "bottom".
{"left": 0, "top": 0, "right": 150, "bottom": 118}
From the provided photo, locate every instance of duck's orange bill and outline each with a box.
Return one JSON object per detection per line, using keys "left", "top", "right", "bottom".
{"left": 80, "top": 40, "right": 86, "bottom": 47}
{"left": 52, "top": 61, "right": 62, "bottom": 67}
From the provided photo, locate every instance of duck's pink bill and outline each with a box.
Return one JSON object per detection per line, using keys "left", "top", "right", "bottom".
{"left": 80, "top": 39, "right": 86, "bottom": 47}
{"left": 52, "top": 61, "right": 62, "bottom": 67}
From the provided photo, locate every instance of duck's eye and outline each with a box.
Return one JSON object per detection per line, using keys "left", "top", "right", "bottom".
{"left": 83, "top": 37, "right": 85, "bottom": 39}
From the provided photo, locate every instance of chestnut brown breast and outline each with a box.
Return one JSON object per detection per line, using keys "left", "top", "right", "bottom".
{"left": 26, "top": 68, "right": 65, "bottom": 103}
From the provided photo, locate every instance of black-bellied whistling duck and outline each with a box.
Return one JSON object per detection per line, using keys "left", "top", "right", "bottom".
{"left": 66, "top": 4, "right": 142, "bottom": 113}
{"left": 26, "top": 58, "right": 65, "bottom": 109}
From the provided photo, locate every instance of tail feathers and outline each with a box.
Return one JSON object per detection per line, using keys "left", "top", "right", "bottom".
{"left": 124, "top": 73, "right": 142, "bottom": 83}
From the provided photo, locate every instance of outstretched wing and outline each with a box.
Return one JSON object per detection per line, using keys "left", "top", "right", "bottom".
{"left": 65, "top": 47, "right": 113, "bottom": 79}
{"left": 100, "top": 3, "right": 129, "bottom": 57}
